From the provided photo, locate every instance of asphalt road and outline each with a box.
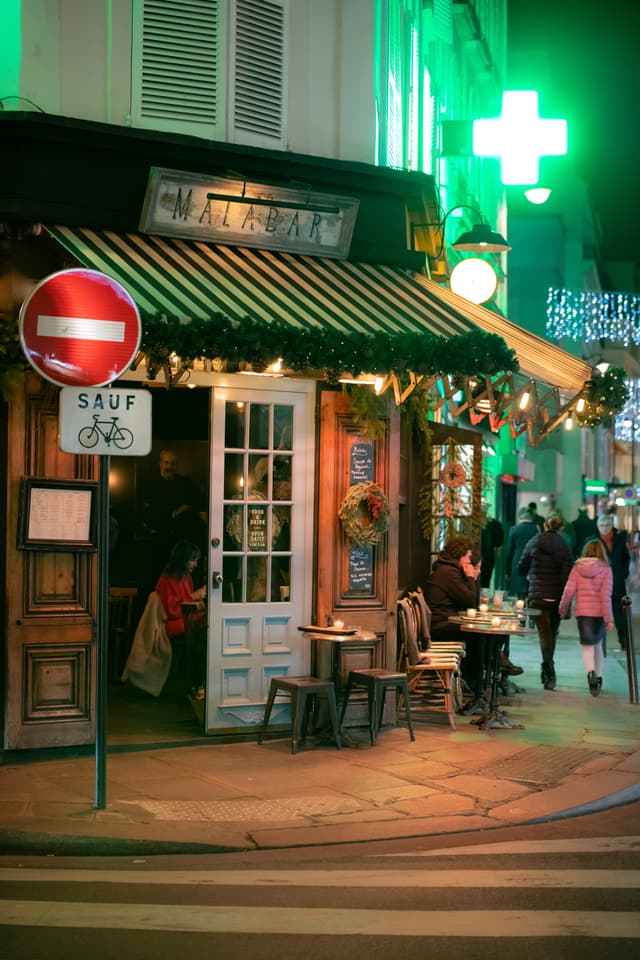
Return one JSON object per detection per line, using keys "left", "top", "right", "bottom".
{"left": 1, "top": 802, "right": 639, "bottom": 959}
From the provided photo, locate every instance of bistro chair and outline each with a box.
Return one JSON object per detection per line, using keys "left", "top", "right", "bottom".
{"left": 108, "top": 586, "right": 138, "bottom": 682}
{"left": 396, "top": 597, "right": 463, "bottom": 730}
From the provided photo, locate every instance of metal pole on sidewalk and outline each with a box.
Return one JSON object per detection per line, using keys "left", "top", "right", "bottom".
{"left": 621, "top": 596, "right": 638, "bottom": 705}
{"left": 95, "top": 454, "right": 110, "bottom": 808}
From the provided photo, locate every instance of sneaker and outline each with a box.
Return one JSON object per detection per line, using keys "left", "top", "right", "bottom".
{"left": 500, "top": 652, "right": 524, "bottom": 676}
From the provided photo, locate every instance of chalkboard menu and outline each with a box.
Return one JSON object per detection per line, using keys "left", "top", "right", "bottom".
{"left": 350, "top": 442, "right": 374, "bottom": 484}
{"left": 348, "top": 545, "right": 373, "bottom": 592}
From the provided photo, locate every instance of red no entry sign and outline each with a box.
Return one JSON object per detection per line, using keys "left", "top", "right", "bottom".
{"left": 19, "top": 268, "right": 142, "bottom": 387}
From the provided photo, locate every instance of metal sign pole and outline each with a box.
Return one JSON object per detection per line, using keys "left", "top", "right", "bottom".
{"left": 95, "top": 453, "right": 110, "bottom": 809}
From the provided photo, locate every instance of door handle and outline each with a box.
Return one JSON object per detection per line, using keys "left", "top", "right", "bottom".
{"left": 212, "top": 571, "right": 223, "bottom": 588}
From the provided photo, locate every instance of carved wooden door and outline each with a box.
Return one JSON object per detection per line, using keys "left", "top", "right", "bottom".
{"left": 4, "top": 375, "right": 96, "bottom": 750}
{"left": 316, "top": 390, "right": 400, "bottom": 671}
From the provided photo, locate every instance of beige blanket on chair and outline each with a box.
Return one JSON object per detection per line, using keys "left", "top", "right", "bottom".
{"left": 121, "top": 591, "right": 172, "bottom": 697}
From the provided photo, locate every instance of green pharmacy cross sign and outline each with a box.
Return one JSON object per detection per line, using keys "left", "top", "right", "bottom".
{"left": 473, "top": 91, "right": 568, "bottom": 185}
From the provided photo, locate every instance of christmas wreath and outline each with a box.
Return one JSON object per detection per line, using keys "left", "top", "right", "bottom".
{"left": 338, "top": 482, "right": 390, "bottom": 547}
{"left": 439, "top": 461, "right": 467, "bottom": 489}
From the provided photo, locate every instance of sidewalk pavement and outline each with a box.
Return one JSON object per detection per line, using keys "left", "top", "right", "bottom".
{"left": 1, "top": 623, "right": 639, "bottom": 856}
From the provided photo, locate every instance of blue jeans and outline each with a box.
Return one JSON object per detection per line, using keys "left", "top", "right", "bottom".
{"left": 577, "top": 616, "right": 605, "bottom": 647}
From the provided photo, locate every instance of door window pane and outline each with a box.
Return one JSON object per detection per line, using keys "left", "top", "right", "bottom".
{"left": 272, "top": 556, "right": 291, "bottom": 602}
{"left": 224, "top": 452, "right": 244, "bottom": 499}
{"left": 224, "top": 503, "right": 244, "bottom": 550}
{"left": 225, "top": 401, "right": 246, "bottom": 448}
{"left": 273, "top": 455, "right": 292, "bottom": 500}
{"left": 247, "top": 556, "right": 267, "bottom": 602}
{"left": 274, "top": 405, "right": 293, "bottom": 450}
{"left": 249, "top": 403, "right": 270, "bottom": 449}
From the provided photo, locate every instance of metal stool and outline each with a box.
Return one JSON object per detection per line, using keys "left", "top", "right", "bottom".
{"left": 257, "top": 676, "right": 342, "bottom": 754}
{"left": 340, "top": 668, "right": 415, "bottom": 745}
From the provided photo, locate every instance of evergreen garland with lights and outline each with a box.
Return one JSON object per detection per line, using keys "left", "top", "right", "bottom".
{"left": 139, "top": 312, "right": 518, "bottom": 380}
{"left": 576, "top": 367, "right": 629, "bottom": 428}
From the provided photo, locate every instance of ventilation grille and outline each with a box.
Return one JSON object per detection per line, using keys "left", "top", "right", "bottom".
{"left": 233, "top": 0, "right": 284, "bottom": 137}
{"left": 139, "top": 0, "right": 219, "bottom": 125}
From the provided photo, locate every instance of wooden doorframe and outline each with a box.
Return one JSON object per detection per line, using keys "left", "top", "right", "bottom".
{"left": 316, "top": 388, "right": 400, "bottom": 671}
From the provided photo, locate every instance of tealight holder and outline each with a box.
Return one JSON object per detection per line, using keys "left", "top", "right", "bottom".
{"left": 515, "top": 599, "right": 525, "bottom": 610}
{"left": 491, "top": 616, "right": 501, "bottom": 627}
{"left": 479, "top": 603, "right": 489, "bottom": 614}
{"left": 466, "top": 608, "right": 477, "bottom": 618}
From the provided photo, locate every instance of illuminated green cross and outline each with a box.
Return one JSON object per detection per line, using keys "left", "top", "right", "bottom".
{"left": 473, "top": 91, "right": 568, "bottom": 185}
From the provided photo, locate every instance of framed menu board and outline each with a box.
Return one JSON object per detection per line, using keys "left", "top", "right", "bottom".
{"left": 17, "top": 478, "right": 98, "bottom": 551}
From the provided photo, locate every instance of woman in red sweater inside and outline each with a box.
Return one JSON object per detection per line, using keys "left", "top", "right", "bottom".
{"left": 155, "top": 539, "right": 205, "bottom": 637}
{"left": 155, "top": 540, "right": 206, "bottom": 693}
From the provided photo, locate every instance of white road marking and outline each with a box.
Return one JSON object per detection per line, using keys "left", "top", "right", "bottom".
{"left": 0, "top": 902, "right": 638, "bottom": 937}
{"left": 36, "top": 316, "right": 126, "bottom": 342}
{"left": 0, "top": 868, "right": 638, "bottom": 888}
{"left": 381, "top": 837, "right": 640, "bottom": 857}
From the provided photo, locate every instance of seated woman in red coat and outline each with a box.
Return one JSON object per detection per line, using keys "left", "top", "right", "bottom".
{"left": 155, "top": 540, "right": 206, "bottom": 689}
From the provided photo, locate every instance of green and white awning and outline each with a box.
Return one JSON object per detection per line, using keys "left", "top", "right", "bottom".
{"left": 47, "top": 225, "right": 591, "bottom": 396}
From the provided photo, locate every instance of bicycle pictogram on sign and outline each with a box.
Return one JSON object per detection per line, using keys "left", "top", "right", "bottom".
{"left": 77, "top": 414, "right": 134, "bottom": 450}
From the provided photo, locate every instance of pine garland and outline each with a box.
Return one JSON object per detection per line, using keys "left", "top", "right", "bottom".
{"left": 139, "top": 313, "right": 518, "bottom": 380}
{"left": 576, "top": 367, "right": 629, "bottom": 428}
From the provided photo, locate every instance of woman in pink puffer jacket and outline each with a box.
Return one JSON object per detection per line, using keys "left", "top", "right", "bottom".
{"left": 559, "top": 538, "right": 613, "bottom": 697}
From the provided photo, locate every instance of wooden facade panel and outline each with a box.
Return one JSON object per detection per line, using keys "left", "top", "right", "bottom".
{"left": 4, "top": 372, "right": 96, "bottom": 750}
{"left": 23, "top": 643, "right": 91, "bottom": 722}
{"left": 317, "top": 390, "right": 400, "bottom": 672}
{"left": 24, "top": 553, "right": 92, "bottom": 615}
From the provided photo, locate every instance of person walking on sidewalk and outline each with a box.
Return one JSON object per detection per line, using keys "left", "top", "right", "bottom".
{"left": 558, "top": 539, "right": 613, "bottom": 696}
{"left": 518, "top": 512, "right": 572, "bottom": 690}
{"left": 595, "top": 513, "right": 631, "bottom": 651}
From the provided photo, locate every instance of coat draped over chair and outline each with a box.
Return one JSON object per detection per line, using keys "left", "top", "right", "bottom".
{"left": 121, "top": 591, "right": 172, "bottom": 697}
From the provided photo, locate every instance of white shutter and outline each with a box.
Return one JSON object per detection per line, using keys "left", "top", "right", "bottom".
{"left": 131, "top": 0, "right": 224, "bottom": 138}
{"left": 228, "top": 0, "right": 288, "bottom": 148}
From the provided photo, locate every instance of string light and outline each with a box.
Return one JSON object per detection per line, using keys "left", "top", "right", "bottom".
{"left": 546, "top": 288, "right": 640, "bottom": 345}
{"left": 615, "top": 378, "right": 640, "bottom": 442}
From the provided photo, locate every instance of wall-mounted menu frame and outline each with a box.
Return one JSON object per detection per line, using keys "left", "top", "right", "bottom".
{"left": 17, "top": 477, "right": 98, "bottom": 551}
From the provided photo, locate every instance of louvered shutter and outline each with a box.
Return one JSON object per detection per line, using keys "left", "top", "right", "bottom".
{"left": 228, "top": 0, "right": 288, "bottom": 148}
{"left": 131, "top": 0, "right": 223, "bottom": 138}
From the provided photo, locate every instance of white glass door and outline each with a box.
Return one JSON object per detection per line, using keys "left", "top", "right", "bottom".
{"left": 206, "top": 381, "right": 314, "bottom": 731}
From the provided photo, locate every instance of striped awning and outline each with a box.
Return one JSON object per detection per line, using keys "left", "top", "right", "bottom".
{"left": 47, "top": 226, "right": 591, "bottom": 396}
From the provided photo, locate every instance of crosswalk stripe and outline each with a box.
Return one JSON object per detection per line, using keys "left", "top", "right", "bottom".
{"left": 382, "top": 837, "right": 640, "bottom": 857}
{"left": 1, "top": 902, "right": 639, "bottom": 937}
{"left": 1, "top": 868, "right": 638, "bottom": 888}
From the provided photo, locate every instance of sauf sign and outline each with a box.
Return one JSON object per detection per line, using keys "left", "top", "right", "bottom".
{"left": 59, "top": 387, "right": 152, "bottom": 457}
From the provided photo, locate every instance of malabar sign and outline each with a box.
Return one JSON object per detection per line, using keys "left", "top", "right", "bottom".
{"left": 139, "top": 167, "right": 359, "bottom": 258}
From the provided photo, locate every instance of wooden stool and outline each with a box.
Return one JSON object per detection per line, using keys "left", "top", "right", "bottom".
{"left": 257, "top": 676, "right": 342, "bottom": 754}
{"left": 340, "top": 668, "right": 415, "bottom": 745}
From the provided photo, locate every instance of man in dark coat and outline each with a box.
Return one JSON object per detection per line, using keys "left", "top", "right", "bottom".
{"left": 505, "top": 506, "right": 538, "bottom": 599}
{"left": 518, "top": 512, "right": 572, "bottom": 690}
{"left": 480, "top": 512, "right": 504, "bottom": 589}
{"left": 596, "top": 514, "right": 631, "bottom": 650}
{"left": 572, "top": 507, "right": 598, "bottom": 558}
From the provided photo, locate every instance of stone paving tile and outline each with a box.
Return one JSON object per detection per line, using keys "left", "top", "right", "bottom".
{"left": 377, "top": 758, "right": 461, "bottom": 781}
{"left": 433, "top": 774, "right": 533, "bottom": 803}
{"left": 313, "top": 808, "right": 409, "bottom": 825}
{"left": 385, "top": 792, "right": 477, "bottom": 818}
{"left": 343, "top": 782, "right": 440, "bottom": 805}
{"left": 249, "top": 813, "right": 495, "bottom": 849}
{"left": 616, "top": 750, "right": 640, "bottom": 772}
{"left": 488, "top": 769, "right": 640, "bottom": 822}
{"left": 422, "top": 740, "right": 526, "bottom": 767}
{"left": 116, "top": 777, "right": 248, "bottom": 802}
